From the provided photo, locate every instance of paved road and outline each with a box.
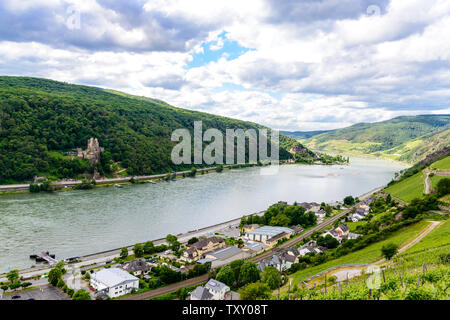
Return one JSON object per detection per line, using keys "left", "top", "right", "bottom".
{"left": 0, "top": 166, "right": 226, "bottom": 192}
{"left": 121, "top": 274, "right": 210, "bottom": 300}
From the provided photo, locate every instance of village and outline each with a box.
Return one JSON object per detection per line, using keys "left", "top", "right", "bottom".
{"left": 1, "top": 195, "right": 377, "bottom": 301}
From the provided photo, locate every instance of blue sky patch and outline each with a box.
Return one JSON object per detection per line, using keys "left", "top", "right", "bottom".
{"left": 186, "top": 31, "right": 253, "bottom": 69}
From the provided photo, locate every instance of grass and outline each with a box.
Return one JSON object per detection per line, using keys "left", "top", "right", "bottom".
{"left": 384, "top": 171, "right": 424, "bottom": 203}
{"left": 430, "top": 156, "right": 450, "bottom": 171}
{"left": 430, "top": 175, "right": 448, "bottom": 191}
{"left": 401, "top": 219, "right": 450, "bottom": 255}
{"left": 285, "top": 220, "right": 430, "bottom": 288}
{"left": 346, "top": 221, "right": 367, "bottom": 232}
{"left": 440, "top": 194, "right": 450, "bottom": 205}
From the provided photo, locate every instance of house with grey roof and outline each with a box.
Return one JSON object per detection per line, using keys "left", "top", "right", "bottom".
{"left": 122, "top": 258, "right": 150, "bottom": 276}
{"left": 242, "top": 242, "right": 268, "bottom": 254}
{"left": 257, "top": 255, "right": 287, "bottom": 272}
{"left": 205, "top": 279, "right": 230, "bottom": 300}
{"left": 190, "top": 286, "right": 213, "bottom": 300}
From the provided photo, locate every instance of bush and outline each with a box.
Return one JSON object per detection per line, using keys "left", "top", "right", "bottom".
{"left": 56, "top": 278, "right": 65, "bottom": 288}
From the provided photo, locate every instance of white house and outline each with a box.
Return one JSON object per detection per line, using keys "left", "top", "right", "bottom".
{"left": 90, "top": 268, "right": 139, "bottom": 298}
{"left": 204, "top": 279, "right": 230, "bottom": 300}
{"left": 351, "top": 213, "right": 365, "bottom": 222}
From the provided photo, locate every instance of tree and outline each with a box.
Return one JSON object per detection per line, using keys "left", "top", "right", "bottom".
{"left": 239, "top": 261, "right": 260, "bottom": 286}
{"left": 386, "top": 194, "right": 392, "bottom": 204}
{"left": 6, "top": 269, "right": 19, "bottom": 283}
{"left": 324, "top": 205, "right": 332, "bottom": 217}
{"left": 381, "top": 243, "right": 398, "bottom": 260}
{"left": 166, "top": 234, "right": 178, "bottom": 246}
{"left": 48, "top": 267, "right": 63, "bottom": 286}
{"left": 120, "top": 247, "right": 128, "bottom": 259}
{"left": 143, "top": 241, "right": 155, "bottom": 254}
{"left": 437, "top": 178, "right": 450, "bottom": 196}
{"left": 261, "top": 266, "right": 281, "bottom": 290}
{"left": 215, "top": 265, "right": 235, "bottom": 287}
{"left": 175, "top": 287, "right": 188, "bottom": 300}
{"left": 238, "top": 282, "right": 272, "bottom": 300}
{"left": 269, "top": 213, "right": 291, "bottom": 227}
{"left": 187, "top": 237, "right": 199, "bottom": 245}
{"left": 230, "top": 259, "right": 244, "bottom": 282}
{"left": 133, "top": 243, "right": 144, "bottom": 258}
{"left": 317, "top": 235, "right": 339, "bottom": 249}
{"left": 72, "top": 289, "right": 92, "bottom": 300}
{"left": 343, "top": 196, "right": 355, "bottom": 206}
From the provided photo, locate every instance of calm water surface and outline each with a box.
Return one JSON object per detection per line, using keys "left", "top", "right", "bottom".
{"left": 0, "top": 157, "right": 405, "bottom": 272}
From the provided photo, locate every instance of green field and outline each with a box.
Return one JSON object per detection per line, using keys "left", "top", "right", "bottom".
{"left": 384, "top": 171, "right": 425, "bottom": 202}
{"left": 430, "top": 175, "right": 448, "bottom": 191}
{"left": 430, "top": 156, "right": 450, "bottom": 171}
{"left": 402, "top": 219, "right": 450, "bottom": 255}
{"left": 286, "top": 220, "right": 430, "bottom": 287}
{"left": 346, "top": 221, "right": 367, "bottom": 232}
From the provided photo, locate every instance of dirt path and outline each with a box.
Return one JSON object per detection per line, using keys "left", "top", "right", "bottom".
{"left": 424, "top": 169, "right": 431, "bottom": 194}
{"left": 374, "top": 220, "right": 441, "bottom": 265}
{"left": 308, "top": 220, "right": 443, "bottom": 286}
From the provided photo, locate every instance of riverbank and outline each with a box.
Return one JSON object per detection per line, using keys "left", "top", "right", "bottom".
{"left": 0, "top": 157, "right": 404, "bottom": 274}
{"left": 0, "top": 180, "right": 384, "bottom": 280}
{"left": 0, "top": 164, "right": 237, "bottom": 194}
{"left": 0, "top": 158, "right": 352, "bottom": 195}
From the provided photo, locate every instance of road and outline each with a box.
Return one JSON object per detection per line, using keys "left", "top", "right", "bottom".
{"left": 0, "top": 166, "right": 226, "bottom": 192}
{"left": 121, "top": 274, "right": 210, "bottom": 300}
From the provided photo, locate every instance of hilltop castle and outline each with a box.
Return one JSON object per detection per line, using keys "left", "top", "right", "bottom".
{"left": 77, "top": 138, "right": 104, "bottom": 164}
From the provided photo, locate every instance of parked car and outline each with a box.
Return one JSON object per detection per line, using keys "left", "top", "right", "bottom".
{"left": 11, "top": 295, "right": 21, "bottom": 299}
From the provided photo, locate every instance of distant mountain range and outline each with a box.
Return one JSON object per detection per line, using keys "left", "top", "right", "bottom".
{"left": 279, "top": 130, "right": 331, "bottom": 140}
{"left": 283, "top": 115, "right": 450, "bottom": 164}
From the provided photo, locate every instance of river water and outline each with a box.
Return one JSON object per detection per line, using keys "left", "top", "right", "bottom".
{"left": 0, "top": 157, "right": 405, "bottom": 272}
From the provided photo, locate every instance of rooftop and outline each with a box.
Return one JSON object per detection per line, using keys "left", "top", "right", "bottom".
{"left": 205, "top": 279, "right": 229, "bottom": 292}
{"left": 92, "top": 268, "right": 138, "bottom": 288}
{"left": 207, "top": 246, "right": 243, "bottom": 260}
{"left": 247, "top": 226, "right": 294, "bottom": 237}
{"left": 190, "top": 286, "right": 213, "bottom": 300}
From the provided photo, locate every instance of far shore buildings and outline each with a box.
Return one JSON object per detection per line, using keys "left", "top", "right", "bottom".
{"left": 181, "top": 237, "right": 225, "bottom": 262}
{"left": 90, "top": 268, "right": 139, "bottom": 298}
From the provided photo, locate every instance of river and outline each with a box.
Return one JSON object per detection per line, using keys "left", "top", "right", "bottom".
{"left": 0, "top": 157, "right": 405, "bottom": 272}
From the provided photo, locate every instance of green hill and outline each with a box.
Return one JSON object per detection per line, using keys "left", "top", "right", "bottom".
{"left": 384, "top": 150, "right": 450, "bottom": 203}
{"left": 303, "top": 115, "right": 450, "bottom": 164}
{"left": 0, "top": 76, "right": 303, "bottom": 184}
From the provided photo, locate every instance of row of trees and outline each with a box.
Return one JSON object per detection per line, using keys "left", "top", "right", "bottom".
{"left": 240, "top": 202, "right": 317, "bottom": 228}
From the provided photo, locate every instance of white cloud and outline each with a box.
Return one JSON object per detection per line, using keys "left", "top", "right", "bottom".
{"left": 0, "top": 0, "right": 449, "bottom": 131}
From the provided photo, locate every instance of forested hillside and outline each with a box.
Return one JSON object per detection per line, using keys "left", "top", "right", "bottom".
{"left": 302, "top": 115, "right": 450, "bottom": 164}
{"left": 0, "top": 76, "right": 301, "bottom": 183}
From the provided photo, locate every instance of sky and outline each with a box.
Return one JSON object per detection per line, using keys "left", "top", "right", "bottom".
{"left": 1, "top": 0, "right": 450, "bottom": 131}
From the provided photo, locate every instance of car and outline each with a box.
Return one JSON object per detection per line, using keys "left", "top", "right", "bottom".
{"left": 27, "top": 298, "right": 35, "bottom": 300}
{"left": 11, "top": 295, "right": 21, "bottom": 299}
